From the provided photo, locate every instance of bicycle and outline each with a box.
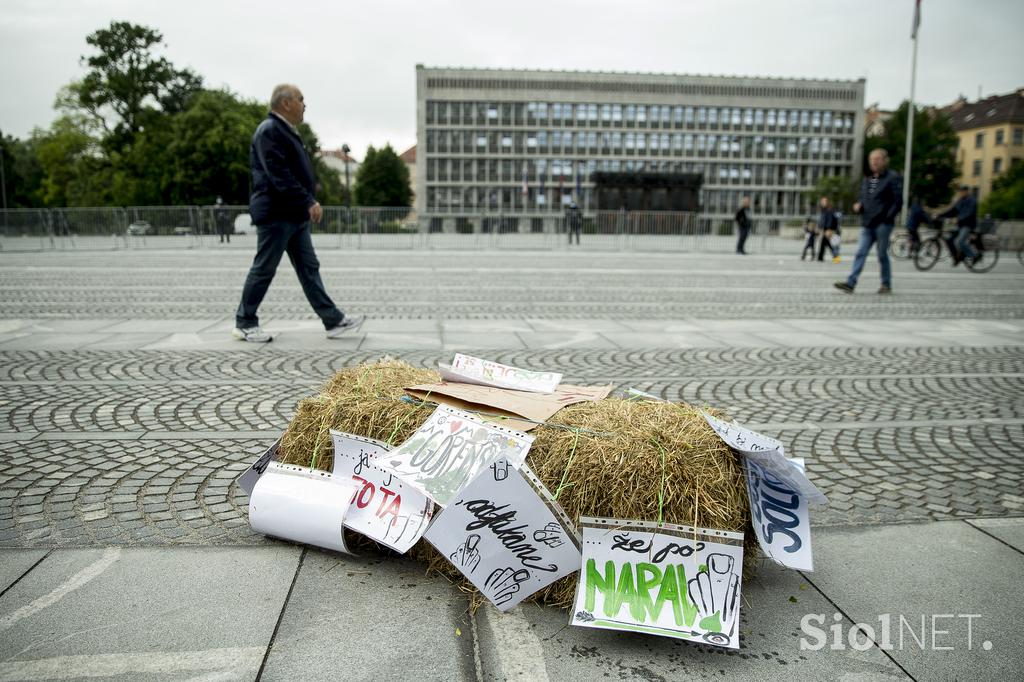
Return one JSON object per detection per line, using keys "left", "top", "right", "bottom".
{"left": 888, "top": 229, "right": 917, "bottom": 259}
{"left": 914, "top": 222, "right": 1000, "bottom": 273}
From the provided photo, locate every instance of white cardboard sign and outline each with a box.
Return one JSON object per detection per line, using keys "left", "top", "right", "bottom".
{"left": 249, "top": 462, "right": 357, "bottom": 554}
{"left": 701, "top": 411, "right": 827, "bottom": 507}
{"left": 745, "top": 457, "right": 814, "bottom": 571}
{"left": 571, "top": 518, "right": 744, "bottom": 649}
{"left": 439, "top": 353, "right": 562, "bottom": 394}
{"left": 425, "top": 458, "right": 581, "bottom": 611}
{"left": 330, "top": 430, "right": 434, "bottom": 553}
{"left": 236, "top": 438, "right": 281, "bottom": 497}
{"left": 379, "top": 404, "right": 534, "bottom": 507}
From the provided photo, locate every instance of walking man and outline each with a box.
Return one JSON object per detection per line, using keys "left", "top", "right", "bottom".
{"left": 233, "top": 84, "right": 362, "bottom": 342}
{"left": 565, "top": 200, "right": 582, "bottom": 245}
{"left": 734, "top": 196, "right": 752, "bottom": 255}
{"left": 834, "top": 149, "right": 902, "bottom": 295}
{"left": 816, "top": 196, "right": 841, "bottom": 263}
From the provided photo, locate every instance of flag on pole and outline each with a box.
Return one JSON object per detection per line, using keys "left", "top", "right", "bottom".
{"left": 911, "top": 0, "right": 921, "bottom": 38}
{"left": 522, "top": 167, "right": 528, "bottom": 196}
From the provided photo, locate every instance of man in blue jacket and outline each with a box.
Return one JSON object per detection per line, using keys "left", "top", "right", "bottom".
{"left": 936, "top": 186, "right": 978, "bottom": 265}
{"left": 834, "top": 148, "right": 903, "bottom": 295}
{"left": 233, "top": 84, "right": 362, "bottom": 342}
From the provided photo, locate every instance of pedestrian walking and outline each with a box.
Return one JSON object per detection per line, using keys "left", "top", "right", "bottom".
{"left": 214, "top": 196, "right": 231, "bottom": 243}
{"left": 565, "top": 200, "right": 582, "bottom": 245}
{"left": 816, "top": 196, "right": 841, "bottom": 263}
{"left": 800, "top": 217, "right": 817, "bottom": 260}
{"left": 734, "top": 196, "right": 752, "bottom": 255}
{"left": 233, "top": 84, "right": 363, "bottom": 343}
{"left": 834, "top": 149, "right": 902, "bottom": 295}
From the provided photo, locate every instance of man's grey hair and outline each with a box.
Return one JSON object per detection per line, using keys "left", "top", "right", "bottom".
{"left": 869, "top": 148, "right": 889, "bottom": 159}
{"left": 270, "top": 84, "right": 298, "bottom": 110}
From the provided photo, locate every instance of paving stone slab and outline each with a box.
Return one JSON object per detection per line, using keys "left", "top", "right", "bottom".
{"left": 474, "top": 562, "right": 906, "bottom": 681}
{"left": 0, "top": 549, "right": 48, "bottom": 592}
{"left": 965, "top": 517, "right": 1024, "bottom": 553}
{"left": 806, "top": 521, "right": 1024, "bottom": 681}
{"left": 0, "top": 546, "right": 300, "bottom": 681}
{"left": 260, "top": 549, "right": 476, "bottom": 682}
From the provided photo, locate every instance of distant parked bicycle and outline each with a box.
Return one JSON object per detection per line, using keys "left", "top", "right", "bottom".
{"left": 914, "top": 219, "right": 999, "bottom": 273}
{"left": 888, "top": 229, "right": 916, "bottom": 259}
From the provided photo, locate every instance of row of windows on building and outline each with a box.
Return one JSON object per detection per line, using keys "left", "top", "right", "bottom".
{"left": 425, "top": 100, "right": 857, "bottom": 131}
{"left": 974, "top": 128, "right": 1024, "bottom": 148}
{"left": 424, "top": 130, "right": 855, "bottom": 160}
{"left": 424, "top": 185, "right": 816, "bottom": 216}
{"left": 425, "top": 158, "right": 850, "bottom": 186}
{"left": 971, "top": 156, "right": 1022, "bottom": 176}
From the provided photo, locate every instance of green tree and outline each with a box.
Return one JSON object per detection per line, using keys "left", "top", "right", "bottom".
{"left": 353, "top": 144, "right": 411, "bottom": 207}
{"left": 864, "top": 102, "right": 959, "bottom": 207}
{"left": 981, "top": 162, "right": 1024, "bottom": 219}
{"left": 295, "top": 124, "right": 346, "bottom": 206}
{"left": 0, "top": 133, "right": 45, "bottom": 207}
{"left": 31, "top": 116, "right": 113, "bottom": 206}
{"left": 803, "top": 175, "right": 858, "bottom": 213}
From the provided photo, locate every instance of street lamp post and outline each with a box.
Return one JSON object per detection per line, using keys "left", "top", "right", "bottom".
{"left": 341, "top": 143, "right": 351, "bottom": 207}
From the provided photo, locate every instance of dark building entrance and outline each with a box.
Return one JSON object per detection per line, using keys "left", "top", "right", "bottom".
{"left": 592, "top": 172, "right": 703, "bottom": 211}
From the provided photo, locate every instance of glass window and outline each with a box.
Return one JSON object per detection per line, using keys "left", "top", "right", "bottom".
{"left": 778, "top": 110, "right": 787, "bottom": 127}
{"left": 823, "top": 111, "right": 832, "bottom": 129}
{"left": 754, "top": 109, "right": 764, "bottom": 126}
{"left": 684, "top": 134, "right": 694, "bottom": 151}
{"left": 536, "top": 102, "right": 548, "bottom": 120}
{"left": 650, "top": 105, "right": 660, "bottom": 122}
{"left": 552, "top": 103, "right": 562, "bottom": 120}
{"left": 636, "top": 133, "right": 646, "bottom": 149}
{"left": 767, "top": 110, "right": 777, "bottom": 126}
{"left": 672, "top": 133, "right": 682, "bottom": 150}
{"left": 625, "top": 132, "right": 635, "bottom": 149}
{"left": 625, "top": 105, "right": 636, "bottom": 121}
{"left": 588, "top": 104, "right": 598, "bottom": 120}
{"left": 994, "top": 158, "right": 1003, "bottom": 174}
{"left": 697, "top": 134, "right": 706, "bottom": 151}
{"left": 975, "top": 132, "right": 984, "bottom": 148}
{"left": 537, "top": 131, "right": 547, "bottom": 147}
{"left": 811, "top": 111, "right": 821, "bottom": 128}
{"left": 552, "top": 131, "right": 562, "bottom": 148}
{"left": 576, "top": 104, "right": 587, "bottom": 122}
{"left": 744, "top": 109, "right": 754, "bottom": 126}
{"left": 685, "top": 106, "right": 695, "bottom": 123}
{"left": 611, "top": 132, "right": 622, "bottom": 150}
{"left": 674, "top": 106, "right": 684, "bottom": 123}
{"left": 1015, "top": 128, "right": 1024, "bottom": 145}
{"left": 612, "top": 104, "right": 622, "bottom": 122}
{"left": 662, "top": 106, "right": 670, "bottom": 123}
{"left": 732, "top": 108, "right": 741, "bottom": 125}
{"left": 501, "top": 135, "right": 512, "bottom": 147}
{"left": 487, "top": 105, "right": 498, "bottom": 119}
{"left": 708, "top": 108, "right": 718, "bottom": 124}
{"left": 637, "top": 105, "right": 647, "bottom": 123}
{"left": 697, "top": 107, "right": 707, "bottom": 124}
{"left": 601, "top": 104, "right": 612, "bottom": 121}
{"left": 996, "top": 129, "right": 1005, "bottom": 145}
{"left": 972, "top": 159, "right": 981, "bottom": 176}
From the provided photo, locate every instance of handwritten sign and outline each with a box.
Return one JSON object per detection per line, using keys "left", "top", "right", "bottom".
{"left": 701, "top": 411, "right": 827, "bottom": 507}
{"left": 571, "top": 517, "right": 744, "bottom": 649}
{"left": 745, "top": 457, "right": 813, "bottom": 571}
{"left": 380, "top": 404, "right": 534, "bottom": 507}
{"left": 249, "top": 462, "right": 357, "bottom": 554}
{"left": 329, "top": 430, "right": 434, "bottom": 553}
{"left": 425, "top": 458, "right": 581, "bottom": 611}
{"left": 236, "top": 438, "right": 282, "bottom": 497}
{"left": 439, "top": 354, "right": 562, "bottom": 394}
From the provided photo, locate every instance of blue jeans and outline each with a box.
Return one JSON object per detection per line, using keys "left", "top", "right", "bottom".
{"left": 846, "top": 223, "right": 893, "bottom": 288}
{"left": 956, "top": 226, "right": 976, "bottom": 260}
{"left": 235, "top": 221, "right": 344, "bottom": 330}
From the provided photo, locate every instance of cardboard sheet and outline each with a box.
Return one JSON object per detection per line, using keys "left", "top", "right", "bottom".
{"left": 405, "top": 382, "right": 611, "bottom": 432}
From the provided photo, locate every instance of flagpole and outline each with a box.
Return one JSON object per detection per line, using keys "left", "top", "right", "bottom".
{"left": 902, "top": 4, "right": 920, "bottom": 220}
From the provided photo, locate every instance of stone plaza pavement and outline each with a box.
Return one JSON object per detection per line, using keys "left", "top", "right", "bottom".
{"left": 0, "top": 245, "right": 1022, "bottom": 681}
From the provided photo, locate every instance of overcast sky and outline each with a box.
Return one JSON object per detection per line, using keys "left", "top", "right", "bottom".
{"left": 2, "top": 0, "right": 1022, "bottom": 159}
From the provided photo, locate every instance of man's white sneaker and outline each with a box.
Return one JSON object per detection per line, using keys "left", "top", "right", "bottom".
{"left": 232, "top": 326, "right": 273, "bottom": 343}
{"left": 326, "top": 315, "right": 364, "bottom": 339}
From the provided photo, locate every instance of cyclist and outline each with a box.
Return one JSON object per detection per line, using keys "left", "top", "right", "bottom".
{"left": 905, "top": 195, "right": 930, "bottom": 255}
{"left": 936, "top": 186, "right": 978, "bottom": 266}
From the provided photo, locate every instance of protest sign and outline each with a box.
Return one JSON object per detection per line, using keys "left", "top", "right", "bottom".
{"left": 380, "top": 404, "right": 534, "bottom": 507}
{"left": 439, "top": 353, "right": 562, "bottom": 393}
{"left": 330, "top": 430, "right": 434, "bottom": 553}
{"left": 701, "top": 411, "right": 827, "bottom": 506}
{"left": 746, "top": 457, "right": 814, "bottom": 571}
{"left": 425, "top": 458, "right": 581, "bottom": 611}
{"left": 571, "top": 517, "right": 744, "bottom": 649}
{"left": 405, "top": 382, "right": 611, "bottom": 432}
{"left": 236, "top": 438, "right": 281, "bottom": 497}
{"left": 249, "top": 462, "right": 357, "bottom": 554}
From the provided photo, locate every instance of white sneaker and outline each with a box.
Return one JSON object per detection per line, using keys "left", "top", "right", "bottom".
{"left": 325, "top": 315, "right": 364, "bottom": 339}
{"left": 232, "top": 326, "right": 273, "bottom": 343}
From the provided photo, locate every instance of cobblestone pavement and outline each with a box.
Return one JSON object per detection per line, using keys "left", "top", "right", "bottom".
{"left": 0, "top": 249, "right": 1022, "bottom": 549}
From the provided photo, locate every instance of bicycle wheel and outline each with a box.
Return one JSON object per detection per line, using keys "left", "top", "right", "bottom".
{"left": 966, "top": 235, "right": 999, "bottom": 273}
{"left": 914, "top": 238, "right": 942, "bottom": 271}
{"left": 894, "top": 237, "right": 910, "bottom": 259}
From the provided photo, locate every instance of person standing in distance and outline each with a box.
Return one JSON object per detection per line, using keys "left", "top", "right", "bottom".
{"left": 734, "top": 196, "right": 752, "bottom": 255}
{"left": 233, "top": 84, "right": 362, "bottom": 342}
{"left": 834, "top": 148, "right": 902, "bottom": 295}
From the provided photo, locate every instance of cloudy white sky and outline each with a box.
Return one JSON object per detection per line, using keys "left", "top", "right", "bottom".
{"left": 1, "top": 0, "right": 1022, "bottom": 159}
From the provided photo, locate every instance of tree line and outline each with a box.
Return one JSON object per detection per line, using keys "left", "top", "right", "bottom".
{"left": 0, "top": 21, "right": 411, "bottom": 209}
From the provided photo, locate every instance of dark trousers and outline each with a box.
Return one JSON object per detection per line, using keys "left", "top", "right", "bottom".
{"left": 817, "top": 231, "right": 837, "bottom": 260}
{"left": 736, "top": 227, "right": 749, "bottom": 254}
{"left": 801, "top": 233, "right": 816, "bottom": 259}
{"left": 568, "top": 225, "right": 580, "bottom": 245}
{"left": 235, "top": 221, "right": 343, "bottom": 330}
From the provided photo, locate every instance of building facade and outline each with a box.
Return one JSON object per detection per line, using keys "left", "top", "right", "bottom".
{"left": 416, "top": 66, "right": 865, "bottom": 232}
{"left": 946, "top": 89, "right": 1024, "bottom": 201}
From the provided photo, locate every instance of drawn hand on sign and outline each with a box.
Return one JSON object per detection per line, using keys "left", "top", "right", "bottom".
{"left": 532, "top": 522, "right": 566, "bottom": 549}
{"left": 687, "top": 553, "right": 740, "bottom": 634}
{"left": 450, "top": 534, "right": 482, "bottom": 574}
{"left": 491, "top": 459, "right": 510, "bottom": 481}
{"left": 485, "top": 567, "right": 531, "bottom": 607}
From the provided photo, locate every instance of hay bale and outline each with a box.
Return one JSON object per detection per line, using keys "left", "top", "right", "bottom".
{"left": 276, "top": 359, "right": 751, "bottom": 609}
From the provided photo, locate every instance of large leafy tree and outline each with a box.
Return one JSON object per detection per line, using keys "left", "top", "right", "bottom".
{"left": 864, "top": 101, "right": 959, "bottom": 207}
{"left": 31, "top": 116, "right": 113, "bottom": 206}
{"left": 803, "top": 175, "right": 858, "bottom": 213}
{"left": 981, "top": 162, "right": 1024, "bottom": 219}
{"left": 0, "top": 133, "right": 45, "bottom": 207}
{"left": 353, "top": 144, "right": 412, "bottom": 207}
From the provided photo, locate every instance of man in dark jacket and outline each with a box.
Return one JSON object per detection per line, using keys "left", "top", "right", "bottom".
{"left": 834, "top": 148, "right": 903, "bottom": 294}
{"left": 734, "top": 196, "right": 752, "bottom": 254}
{"left": 936, "top": 186, "right": 978, "bottom": 265}
{"left": 233, "top": 84, "right": 362, "bottom": 342}
{"left": 565, "top": 201, "right": 582, "bottom": 245}
{"left": 816, "top": 196, "right": 840, "bottom": 262}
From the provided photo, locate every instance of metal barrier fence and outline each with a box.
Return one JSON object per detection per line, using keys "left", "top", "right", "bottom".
{"left": 11, "top": 206, "right": 1017, "bottom": 254}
